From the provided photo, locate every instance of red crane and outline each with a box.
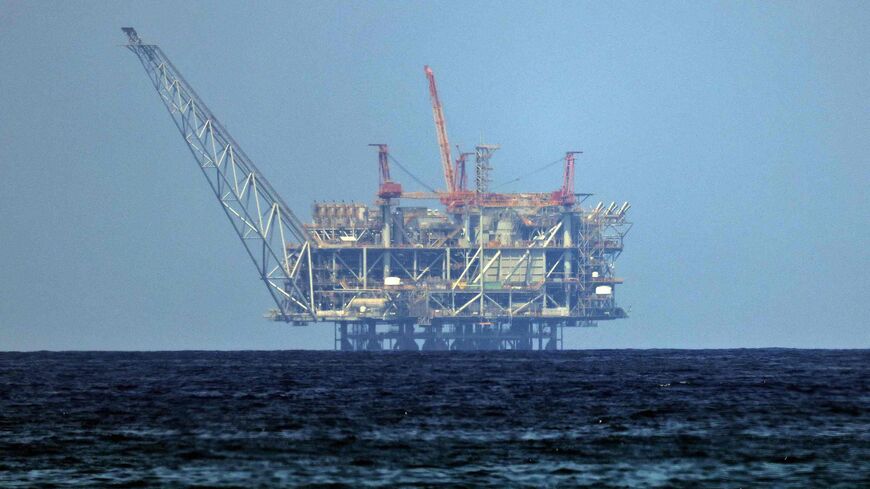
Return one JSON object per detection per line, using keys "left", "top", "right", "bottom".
{"left": 454, "top": 151, "right": 474, "bottom": 193}
{"left": 369, "top": 144, "right": 402, "bottom": 199}
{"left": 424, "top": 66, "right": 456, "bottom": 194}
{"left": 555, "top": 151, "right": 582, "bottom": 206}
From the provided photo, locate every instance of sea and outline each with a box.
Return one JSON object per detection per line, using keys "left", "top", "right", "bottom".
{"left": 0, "top": 350, "right": 866, "bottom": 488}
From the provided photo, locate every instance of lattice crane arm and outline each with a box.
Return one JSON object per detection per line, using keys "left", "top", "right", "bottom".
{"left": 424, "top": 66, "right": 456, "bottom": 194}
{"left": 122, "top": 27, "right": 317, "bottom": 321}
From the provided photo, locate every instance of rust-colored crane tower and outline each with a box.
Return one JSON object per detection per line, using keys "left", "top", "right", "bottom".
{"left": 454, "top": 151, "right": 473, "bottom": 194}
{"left": 556, "top": 151, "right": 582, "bottom": 206}
{"left": 370, "top": 144, "right": 402, "bottom": 199}
{"left": 425, "top": 66, "right": 456, "bottom": 194}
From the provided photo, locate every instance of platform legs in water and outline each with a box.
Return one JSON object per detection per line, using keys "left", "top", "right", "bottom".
{"left": 335, "top": 321, "right": 562, "bottom": 351}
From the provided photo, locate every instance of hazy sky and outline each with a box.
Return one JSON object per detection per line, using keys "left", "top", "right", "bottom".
{"left": 1, "top": 1, "right": 867, "bottom": 350}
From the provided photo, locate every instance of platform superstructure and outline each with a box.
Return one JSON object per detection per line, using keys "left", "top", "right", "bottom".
{"left": 123, "top": 28, "right": 631, "bottom": 350}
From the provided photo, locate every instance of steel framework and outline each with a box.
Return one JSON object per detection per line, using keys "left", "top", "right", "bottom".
{"left": 123, "top": 27, "right": 316, "bottom": 322}
{"left": 123, "top": 28, "right": 632, "bottom": 350}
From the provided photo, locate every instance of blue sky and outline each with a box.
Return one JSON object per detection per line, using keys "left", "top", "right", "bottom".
{"left": 1, "top": 1, "right": 867, "bottom": 350}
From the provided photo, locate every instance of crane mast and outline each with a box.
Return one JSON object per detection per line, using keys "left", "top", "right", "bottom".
{"left": 455, "top": 151, "right": 473, "bottom": 193}
{"left": 424, "top": 66, "right": 456, "bottom": 194}
{"left": 370, "top": 143, "right": 402, "bottom": 199}
{"left": 122, "top": 27, "right": 316, "bottom": 321}
{"left": 558, "top": 151, "right": 581, "bottom": 206}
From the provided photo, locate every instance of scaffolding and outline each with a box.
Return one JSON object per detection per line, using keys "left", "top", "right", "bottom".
{"left": 274, "top": 198, "right": 631, "bottom": 350}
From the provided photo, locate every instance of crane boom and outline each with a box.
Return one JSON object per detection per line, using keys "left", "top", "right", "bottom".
{"left": 122, "top": 27, "right": 316, "bottom": 321}
{"left": 424, "top": 66, "right": 456, "bottom": 194}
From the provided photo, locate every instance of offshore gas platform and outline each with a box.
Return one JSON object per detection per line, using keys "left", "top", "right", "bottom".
{"left": 123, "top": 28, "right": 631, "bottom": 351}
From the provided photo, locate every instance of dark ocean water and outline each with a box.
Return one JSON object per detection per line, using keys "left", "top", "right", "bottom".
{"left": 0, "top": 350, "right": 867, "bottom": 488}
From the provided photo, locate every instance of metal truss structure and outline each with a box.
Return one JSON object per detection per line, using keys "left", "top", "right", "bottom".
{"left": 124, "top": 28, "right": 632, "bottom": 350}
{"left": 305, "top": 201, "right": 630, "bottom": 350}
{"left": 123, "top": 28, "right": 316, "bottom": 321}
